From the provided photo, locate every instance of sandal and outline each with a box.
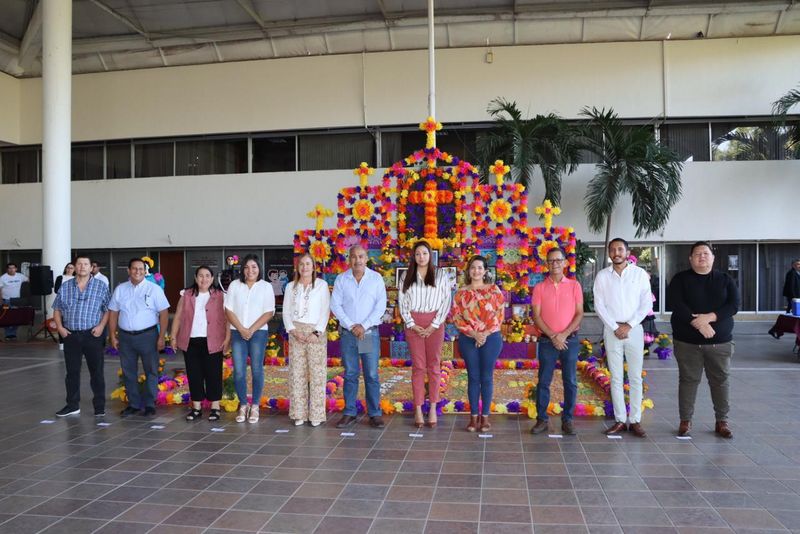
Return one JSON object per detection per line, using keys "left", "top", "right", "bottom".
{"left": 208, "top": 409, "right": 220, "bottom": 421}
{"left": 185, "top": 408, "right": 202, "bottom": 421}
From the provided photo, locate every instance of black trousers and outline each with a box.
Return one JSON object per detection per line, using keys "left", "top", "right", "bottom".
{"left": 63, "top": 329, "right": 106, "bottom": 411}
{"left": 184, "top": 337, "right": 223, "bottom": 402}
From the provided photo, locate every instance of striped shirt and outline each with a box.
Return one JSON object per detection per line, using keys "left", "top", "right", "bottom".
{"left": 398, "top": 270, "right": 452, "bottom": 329}
{"left": 52, "top": 276, "right": 110, "bottom": 331}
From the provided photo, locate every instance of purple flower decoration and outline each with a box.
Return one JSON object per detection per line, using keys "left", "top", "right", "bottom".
{"left": 454, "top": 400, "right": 465, "bottom": 412}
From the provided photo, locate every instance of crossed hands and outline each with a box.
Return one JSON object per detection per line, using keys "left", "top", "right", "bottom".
{"left": 691, "top": 313, "right": 716, "bottom": 339}
{"left": 614, "top": 323, "right": 632, "bottom": 340}
{"left": 412, "top": 324, "right": 437, "bottom": 339}
{"left": 550, "top": 332, "right": 569, "bottom": 351}
{"left": 472, "top": 331, "right": 489, "bottom": 348}
{"left": 290, "top": 330, "right": 317, "bottom": 343}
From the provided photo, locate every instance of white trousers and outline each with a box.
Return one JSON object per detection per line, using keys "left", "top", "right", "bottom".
{"left": 603, "top": 323, "right": 644, "bottom": 424}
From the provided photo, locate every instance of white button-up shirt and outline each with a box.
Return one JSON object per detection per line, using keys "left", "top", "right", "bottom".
{"left": 108, "top": 279, "right": 170, "bottom": 331}
{"left": 283, "top": 278, "right": 331, "bottom": 333}
{"left": 593, "top": 263, "right": 652, "bottom": 332}
{"left": 331, "top": 268, "right": 387, "bottom": 331}
{"left": 398, "top": 270, "right": 452, "bottom": 329}
{"left": 224, "top": 279, "right": 275, "bottom": 331}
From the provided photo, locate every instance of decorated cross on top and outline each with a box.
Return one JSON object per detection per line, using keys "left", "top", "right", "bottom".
{"left": 408, "top": 178, "right": 454, "bottom": 240}
{"left": 307, "top": 203, "right": 333, "bottom": 232}
{"left": 353, "top": 162, "right": 374, "bottom": 188}
{"left": 489, "top": 159, "right": 511, "bottom": 187}
{"left": 535, "top": 199, "right": 561, "bottom": 231}
{"left": 420, "top": 116, "right": 442, "bottom": 149}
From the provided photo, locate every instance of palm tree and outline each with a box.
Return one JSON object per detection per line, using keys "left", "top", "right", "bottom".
{"left": 772, "top": 84, "right": 800, "bottom": 152}
{"left": 580, "top": 107, "right": 684, "bottom": 247}
{"left": 476, "top": 98, "right": 580, "bottom": 204}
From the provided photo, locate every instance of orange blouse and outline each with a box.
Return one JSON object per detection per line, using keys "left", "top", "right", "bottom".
{"left": 451, "top": 285, "right": 506, "bottom": 335}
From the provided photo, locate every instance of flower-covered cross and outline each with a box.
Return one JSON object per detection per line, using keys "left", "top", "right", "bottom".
{"left": 353, "top": 162, "right": 374, "bottom": 188}
{"left": 408, "top": 180, "right": 454, "bottom": 239}
{"left": 419, "top": 116, "right": 442, "bottom": 149}
{"left": 489, "top": 159, "right": 510, "bottom": 187}
{"left": 307, "top": 204, "right": 333, "bottom": 232}
{"left": 535, "top": 199, "right": 561, "bottom": 231}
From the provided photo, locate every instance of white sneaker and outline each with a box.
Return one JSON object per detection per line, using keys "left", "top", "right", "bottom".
{"left": 248, "top": 405, "right": 260, "bottom": 423}
{"left": 235, "top": 405, "right": 249, "bottom": 423}
{"left": 294, "top": 419, "right": 305, "bottom": 426}
{"left": 310, "top": 421, "right": 323, "bottom": 427}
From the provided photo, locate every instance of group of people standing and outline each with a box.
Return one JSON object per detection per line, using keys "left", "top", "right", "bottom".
{"left": 50, "top": 238, "right": 740, "bottom": 439}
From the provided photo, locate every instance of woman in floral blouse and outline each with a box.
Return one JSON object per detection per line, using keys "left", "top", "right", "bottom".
{"left": 451, "top": 255, "right": 506, "bottom": 432}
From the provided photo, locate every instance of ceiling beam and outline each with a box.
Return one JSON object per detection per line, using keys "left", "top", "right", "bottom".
{"left": 88, "top": 0, "right": 150, "bottom": 39}
{"left": 234, "top": 0, "right": 268, "bottom": 29}
{"left": 0, "top": 30, "right": 20, "bottom": 56}
{"left": 17, "top": 0, "right": 42, "bottom": 70}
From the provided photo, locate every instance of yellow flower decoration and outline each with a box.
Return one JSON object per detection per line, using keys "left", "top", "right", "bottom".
{"left": 353, "top": 162, "right": 375, "bottom": 188}
{"left": 141, "top": 256, "right": 155, "bottom": 268}
{"left": 307, "top": 204, "right": 333, "bottom": 232}
{"left": 488, "top": 199, "right": 512, "bottom": 223}
{"left": 537, "top": 240, "right": 560, "bottom": 263}
{"left": 309, "top": 240, "right": 332, "bottom": 263}
{"left": 489, "top": 159, "right": 511, "bottom": 186}
{"left": 419, "top": 116, "right": 443, "bottom": 149}
{"left": 534, "top": 199, "right": 562, "bottom": 231}
{"left": 352, "top": 199, "right": 374, "bottom": 221}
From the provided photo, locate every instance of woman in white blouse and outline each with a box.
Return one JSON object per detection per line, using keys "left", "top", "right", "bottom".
{"left": 224, "top": 254, "right": 275, "bottom": 423}
{"left": 283, "top": 253, "right": 331, "bottom": 427}
{"left": 399, "top": 240, "right": 452, "bottom": 428}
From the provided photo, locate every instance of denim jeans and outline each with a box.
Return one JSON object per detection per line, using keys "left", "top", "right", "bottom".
{"left": 119, "top": 328, "right": 160, "bottom": 410}
{"left": 536, "top": 337, "right": 580, "bottom": 422}
{"left": 2, "top": 298, "right": 16, "bottom": 338}
{"left": 340, "top": 328, "right": 381, "bottom": 417}
{"left": 231, "top": 329, "right": 268, "bottom": 405}
{"left": 458, "top": 332, "right": 502, "bottom": 416}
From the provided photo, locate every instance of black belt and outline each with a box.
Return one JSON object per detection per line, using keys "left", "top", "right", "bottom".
{"left": 119, "top": 325, "right": 158, "bottom": 336}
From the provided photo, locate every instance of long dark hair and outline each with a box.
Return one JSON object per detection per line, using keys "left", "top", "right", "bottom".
{"left": 402, "top": 241, "right": 436, "bottom": 292}
{"left": 188, "top": 265, "right": 220, "bottom": 296}
{"left": 293, "top": 252, "right": 317, "bottom": 285}
{"left": 464, "top": 255, "right": 489, "bottom": 285}
{"left": 238, "top": 254, "right": 263, "bottom": 283}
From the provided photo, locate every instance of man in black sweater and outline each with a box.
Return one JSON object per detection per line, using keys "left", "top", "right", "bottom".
{"left": 668, "top": 241, "right": 740, "bottom": 439}
{"left": 768, "top": 259, "right": 800, "bottom": 339}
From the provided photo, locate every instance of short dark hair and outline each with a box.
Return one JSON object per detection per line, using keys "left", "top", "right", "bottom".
{"left": 608, "top": 237, "right": 629, "bottom": 250}
{"left": 74, "top": 255, "right": 91, "bottom": 265}
{"left": 128, "top": 258, "right": 145, "bottom": 269}
{"left": 6, "top": 262, "right": 17, "bottom": 269}
{"left": 546, "top": 247, "right": 566, "bottom": 259}
{"left": 239, "top": 254, "right": 263, "bottom": 282}
{"left": 689, "top": 241, "right": 713, "bottom": 256}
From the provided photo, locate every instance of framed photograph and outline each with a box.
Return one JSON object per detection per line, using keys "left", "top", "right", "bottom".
{"left": 395, "top": 267, "right": 408, "bottom": 289}
{"left": 431, "top": 249, "right": 439, "bottom": 266}
{"left": 485, "top": 266, "right": 497, "bottom": 284}
{"left": 441, "top": 266, "right": 458, "bottom": 291}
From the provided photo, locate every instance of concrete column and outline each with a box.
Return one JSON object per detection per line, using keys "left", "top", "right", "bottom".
{"left": 41, "top": 0, "right": 72, "bottom": 312}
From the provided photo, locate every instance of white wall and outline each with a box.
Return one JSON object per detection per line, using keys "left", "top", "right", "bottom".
{"left": 9, "top": 35, "right": 800, "bottom": 144}
{"left": 1, "top": 160, "right": 796, "bottom": 250}
{"left": 0, "top": 71, "right": 20, "bottom": 144}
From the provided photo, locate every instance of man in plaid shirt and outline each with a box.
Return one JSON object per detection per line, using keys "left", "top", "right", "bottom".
{"left": 53, "top": 255, "right": 111, "bottom": 417}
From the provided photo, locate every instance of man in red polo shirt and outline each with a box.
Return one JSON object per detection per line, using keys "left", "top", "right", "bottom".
{"left": 530, "top": 247, "right": 584, "bottom": 435}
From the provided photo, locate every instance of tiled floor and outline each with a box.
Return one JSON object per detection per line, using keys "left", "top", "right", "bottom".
{"left": 1, "top": 321, "right": 799, "bottom": 533}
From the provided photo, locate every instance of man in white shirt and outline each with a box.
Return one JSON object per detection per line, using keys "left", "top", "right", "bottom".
{"left": 1, "top": 262, "right": 29, "bottom": 339}
{"left": 108, "top": 258, "right": 170, "bottom": 417}
{"left": 593, "top": 238, "right": 652, "bottom": 438}
{"left": 331, "top": 245, "right": 387, "bottom": 428}
{"left": 92, "top": 261, "right": 110, "bottom": 287}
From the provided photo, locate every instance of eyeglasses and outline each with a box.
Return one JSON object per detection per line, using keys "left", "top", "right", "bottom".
{"left": 547, "top": 258, "right": 565, "bottom": 264}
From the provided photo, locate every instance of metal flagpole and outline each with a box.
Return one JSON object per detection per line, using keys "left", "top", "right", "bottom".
{"left": 427, "top": 0, "right": 436, "bottom": 145}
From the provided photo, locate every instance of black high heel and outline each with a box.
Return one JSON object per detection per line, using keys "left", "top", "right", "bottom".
{"left": 185, "top": 408, "right": 202, "bottom": 421}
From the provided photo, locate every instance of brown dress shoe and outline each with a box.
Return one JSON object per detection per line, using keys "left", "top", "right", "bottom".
{"left": 561, "top": 421, "right": 575, "bottom": 435}
{"left": 715, "top": 421, "right": 733, "bottom": 439}
{"left": 629, "top": 423, "right": 647, "bottom": 438}
{"left": 678, "top": 420, "right": 691, "bottom": 437}
{"left": 604, "top": 422, "right": 627, "bottom": 435}
{"left": 336, "top": 415, "right": 356, "bottom": 428}
{"left": 369, "top": 416, "right": 385, "bottom": 428}
{"left": 530, "top": 419, "right": 548, "bottom": 434}
{"left": 465, "top": 415, "right": 479, "bottom": 432}
{"left": 479, "top": 415, "right": 491, "bottom": 432}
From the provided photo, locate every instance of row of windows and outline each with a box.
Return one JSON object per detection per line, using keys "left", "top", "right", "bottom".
{"left": 5, "top": 242, "right": 798, "bottom": 313}
{"left": 1, "top": 120, "right": 797, "bottom": 184}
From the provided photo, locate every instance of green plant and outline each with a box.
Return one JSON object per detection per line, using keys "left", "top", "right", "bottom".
{"left": 476, "top": 98, "right": 580, "bottom": 204}
{"left": 772, "top": 84, "right": 800, "bottom": 152}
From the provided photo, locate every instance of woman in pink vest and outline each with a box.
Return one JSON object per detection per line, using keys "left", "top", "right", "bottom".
{"left": 170, "top": 266, "right": 230, "bottom": 421}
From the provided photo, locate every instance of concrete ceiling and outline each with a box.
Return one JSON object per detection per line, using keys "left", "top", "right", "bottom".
{"left": 0, "top": 0, "right": 798, "bottom": 77}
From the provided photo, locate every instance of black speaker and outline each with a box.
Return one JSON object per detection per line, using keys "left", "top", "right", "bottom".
{"left": 29, "top": 265, "right": 54, "bottom": 296}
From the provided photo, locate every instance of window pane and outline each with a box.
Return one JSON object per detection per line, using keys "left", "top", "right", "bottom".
{"left": 660, "top": 123, "right": 710, "bottom": 162}
{"left": 134, "top": 142, "right": 174, "bottom": 178}
{"left": 758, "top": 243, "right": 800, "bottom": 311}
{"left": 176, "top": 138, "right": 247, "bottom": 176}
{"left": 71, "top": 144, "right": 104, "bottom": 181}
{"left": 253, "top": 137, "right": 296, "bottom": 172}
{"left": 665, "top": 243, "right": 755, "bottom": 312}
{"left": 1, "top": 149, "right": 39, "bottom": 184}
{"left": 107, "top": 141, "right": 131, "bottom": 179}
{"left": 711, "top": 123, "right": 796, "bottom": 161}
{"left": 298, "top": 132, "right": 375, "bottom": 171}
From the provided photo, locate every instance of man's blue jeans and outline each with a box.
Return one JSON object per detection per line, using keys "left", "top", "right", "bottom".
{"left": 231, "top": 329, "right": 268, "bottom": 405}
{"left": 536, "top": 337, "right": 580, "bottom": 422}
{"left": 119, "top": 328, "right": 160, "bottom": 410}
{"left": 458, "top": 331, "right": 502, "bottom": 416}
{"left": 2, "top": 299, "right": 16, "bottom": 338}
{"left": 340, "top": 328, "right": 381, "bottom": 417}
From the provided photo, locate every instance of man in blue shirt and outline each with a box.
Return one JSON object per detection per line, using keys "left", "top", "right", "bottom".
{"left": 109, "top": 258, "right": 170, "bottom": 417}
{"left": 52, "top": 255, "right": 111, "bottom": 417}
{"left": 331, "top": 245, "right": 387, "bottom": 428}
